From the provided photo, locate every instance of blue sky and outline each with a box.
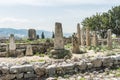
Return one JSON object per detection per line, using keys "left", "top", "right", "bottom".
{"left": 0, "top": 0, "right": 119, "bottom": 33}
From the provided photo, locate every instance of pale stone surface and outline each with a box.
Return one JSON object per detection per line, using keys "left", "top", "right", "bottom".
{"left": 54, "top": 22, "right": 64, "bottom": 50}
{"left": 81, "top": 28, "right": 85, "bottom": 46}
{"left": 86, "top": 27, "right": 91, "bottom": 46}
{"left": 72, "top": 33, "right": 80, "bottom": 53}
{"left": 26, "top": 45, "right": 33, "bottom": 56}
{"left": 92, "top": 31, "right": 98, "bottom": 46}
{"left": 28, "top": 29, "right": 37, "bottom": 40}
{"left": 9, "top": 34, "right": 16, "bottom": 51}
{"left": 77, "top": 23, "right": 81, "bottom": 45}
{"left": 107, "top": 29, "right": 112, "bottom": 49}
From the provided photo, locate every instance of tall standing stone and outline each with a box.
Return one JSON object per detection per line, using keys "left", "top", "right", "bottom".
{"left": 8, "top": 34, "right": 16, "bottom": 57}
{"left": 107, "top": 29, "right": 112, "bottom": 49}
{"left": 81, "top": 28, "right": 85, "bottom": 46}
{"left": 50, "top": 22, "right": 71, "bottom": 59}
{"left": 86, "top": 27, "right": 91, "bottom": 46}
{"left": 54, "top": 22, "right": 64, "bottom": 50}
{"left": 26, "top": 45, "right": 33, "bottom": 56}
{"left": 9, "top": 34, "right": 16, "bottom": 51}
{"left": 92, "top": 31, "right": 98, "bottom": 46}
{"left": 28, "top": 29, "right": 37, "bottom": 40}
{"left": 72, "top": 33, "right": 80, "bottom": 53}
{"left": 77, "top": 23, "right": 81, "bottom": 45}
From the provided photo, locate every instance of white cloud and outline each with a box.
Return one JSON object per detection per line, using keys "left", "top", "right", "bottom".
{"left": 0, "top": 0, "right": 119, "bottom": 6}
{"left": 0, "top": 17, "right": 29, "bottom": 23}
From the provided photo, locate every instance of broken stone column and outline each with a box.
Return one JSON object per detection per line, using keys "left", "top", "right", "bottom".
{"left": 50, "top": 22, "right": 71, "bottom": 59}
{"left": 26, "top": 45, "right": 33, "bottom": 56}
{"left": 72, "top": 33, "right": 80, "bottom": 53}
{"left": 54, "top": 22, "right": 64, "bottom": 50}
{"left": 9, "top": 34, "right": 16, "bottom": 56}
{"left": 77, "top": 23, "right": 81, "bottom": 45}
{"left": 9, "top": 34, "right": 16, "bottom": 51}
{"left": 28, "top": 29, "right": 37, "bottom": 40}
{"left": 92, "top": 31, "right": 98, "bottom": 46}
{"left": 86, "top": 27, "right": 91, "bottom": 46}
{"left": 81, "top": 28, "right": 85, "bottom": 46}
{"left": 107, "top": 29, "right": 112, "bottom": 49}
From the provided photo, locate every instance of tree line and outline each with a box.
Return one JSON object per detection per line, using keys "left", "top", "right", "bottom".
{"left": 82, "top": 5, "right": 120, "bottom": 38}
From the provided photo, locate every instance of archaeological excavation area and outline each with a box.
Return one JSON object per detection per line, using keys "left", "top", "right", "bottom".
{"left": 0, "top": 22, "right": 120, "bottom": 80}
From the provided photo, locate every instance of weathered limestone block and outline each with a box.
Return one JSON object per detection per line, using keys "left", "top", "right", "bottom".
{"left": 91, "top": 58, "right": 102, "bottom": 68}
{"left": 107, "top": 29, "right": 112, "bottom": 49}
{"left": 28, "top": 29, "right": 37, "bottom": 40}
{"left": 86, "top": 63, "right": 93, "bottom": 69}
{"left": 81, "top": 28, "right": 85, "bottom": 46}
{"left": 34, "top": 65, "right": 45, "bottom": 77}
{"left": 92, "top": 31, "right": 98, "bottom": 46}
{"left": 102, "top": 57, "right": 114, "bottom": 67}
{"left": 10, "top": 65, "right": 34, "bottom": 73}
{"left": 72, "top": 33, "right": 80, "bottom": 53}
{"left": 54, "top": 22, "right": 64, "bottom": 50}
{"left": 77, "top": 23, "right": 81, "bottom": 45}
{"left": 86, "top": 27, "right": 91, "bottom": 46}
{"left": 25, "top": 45, "right": 33, "bottom": 56}
{"left": 9, "top": 34, "right": 16, "bottom": 51}
{"left": 50, "top": 22, "right": 71, "bottom": 59}
{"left": 0, "top": 66, "right": 9, "bottom": 74}
{"left": 46, "top": 64, "right": 57, "bottom": 77}
{"left": 76, "top": 61, "right": 87, "bottom": 71}
{"left": 0, "top": 74, "right": 16, "bottom": 80}
{"left": 16, "top": 73, "right": 24, "bottom": 79}
{"left": 24, "top": 73, "right": 37, "bottom": 78}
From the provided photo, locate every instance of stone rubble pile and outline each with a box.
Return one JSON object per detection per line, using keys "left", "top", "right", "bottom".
{"left": 0, "top": 55, "right": 120, "bottom": 79}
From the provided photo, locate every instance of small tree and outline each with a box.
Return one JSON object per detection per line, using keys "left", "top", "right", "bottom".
{"left": 41, "top": 32, "right": 45, "bottom": 39}
{"left": 52, "top": 32, "right": 55, "bottom": 38}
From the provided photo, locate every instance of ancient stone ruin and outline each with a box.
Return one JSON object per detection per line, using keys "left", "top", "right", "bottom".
{"left": 107, "top": 29, "right": 112, "bottom": 49}
{"left": 81, "top": 28, "right": 85, "bottom": 46}
{"left": 8, "top": 34, "right": 16, "bottom": 56}
{"left": 77, "top": 23, "right": 81, "bottom": 45}
{"left": 92, "top": 31, "right": 98, "bottom": 46}
{"left": 72, "top": 33, "right": 80, "bottom": 53}
{"left": 50, "top": 22, "right": 71, "bottom": 59}
{"left": 28, "top": 29, "right": 37, "bottom": 40}
{"left": 86, "top": 27, "right": 91, "bottom": 46}
{"left": 25, "top": 45, "right": 33, "bottom": 56}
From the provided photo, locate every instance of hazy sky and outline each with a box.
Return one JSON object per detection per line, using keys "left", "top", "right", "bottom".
{"left": 0, "top": 0, "right": 119, "bottom": 33}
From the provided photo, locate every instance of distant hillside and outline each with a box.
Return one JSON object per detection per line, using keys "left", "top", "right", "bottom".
{"left": 0, "top": 28, "right": 71, "bottom": 39}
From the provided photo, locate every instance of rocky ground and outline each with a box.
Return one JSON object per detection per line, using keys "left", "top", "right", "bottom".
{"left": 0, "top": 49, "right": 120, "bottom": 80}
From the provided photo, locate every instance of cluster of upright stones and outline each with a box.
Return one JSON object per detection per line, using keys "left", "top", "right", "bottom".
{"left": 28, "top": 29, "right": 37, "bottom": 40}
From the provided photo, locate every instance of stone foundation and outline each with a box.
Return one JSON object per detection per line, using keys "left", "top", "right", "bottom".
{"left": 0, "top": 55, "right": 120, "bottom": 79}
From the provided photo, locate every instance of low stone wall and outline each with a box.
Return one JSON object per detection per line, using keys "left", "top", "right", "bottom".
{"left": 0, "top": 42, "right": 54, "bottom": 57}
{"left": 0, "top": 55, "right": 120, "bottom": 80}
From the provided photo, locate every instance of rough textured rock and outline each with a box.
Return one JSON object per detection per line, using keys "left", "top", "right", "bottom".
{"left": 91, "top": 58, "right": 102, "bottom": 68}
{"left": 10, "top": 65, "right": 34, "bottom": 73}
{"left": 92, "top": 31, "right": 98, "bottom": 46}
{"left": 9, "top": 34, "right": 16, "bottom": 51}
{"left": 72, "top": 33, "right": 80, "bottom": 53}
{"left": 81, "top": 28, "right": 85, "bottom": 46}
{"left": 28, "top": 29, "right": 37, "bottom": 40}
{"left": 86, "top": 27, "right": 91, "bottom": 46}
{"left": 77, "top": 23, "right": 81, "bottom": 45}
{"left": 54, "top": 22, "right": 64, "bottom": 50}
{"left": 25, "top": 45, "right": 33, "bottom": 56}
{"left": 107, "top": 29, "right": 112, "bottom": 49}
